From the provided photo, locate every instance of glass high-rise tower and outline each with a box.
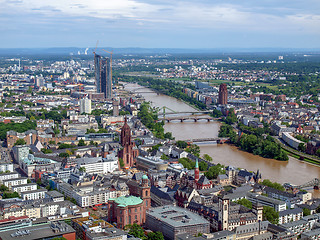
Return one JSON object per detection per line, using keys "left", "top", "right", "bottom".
{"left": 94, "top": 54, "right": 112, "bottom": 99}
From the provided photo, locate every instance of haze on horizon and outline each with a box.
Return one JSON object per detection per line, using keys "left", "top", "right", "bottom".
{"left": 1, "top": 0, "right": 320, "bottom": 49}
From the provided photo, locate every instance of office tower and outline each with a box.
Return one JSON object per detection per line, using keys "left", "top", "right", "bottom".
{"left": 80, "top": 97, "right": 91, "bottom": 114}
{"left": 218, "top": 83, "right": 228, "bottom": 105}
{"left": 94, "top": 54, "right": 112, "bottom": 99}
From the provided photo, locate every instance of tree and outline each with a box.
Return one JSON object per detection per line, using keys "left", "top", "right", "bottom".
{"left": 119, "top": 158, "right": 124, "bottom": 168}
{"left": 27, "top": 179, "right": 31, "bottom": 183}
{"left": 263, "top": 206, "right": 279, "bottom": 224}
{"left": 160, "top": 154, "right": 169, "bottom": 160}
{"left": 79, "top": 167, "right": 86, "bottom": 172}
{"left": 202, "top": 154, "right": 213, "bottom": 162}
{"left": 126, "top": 223, "right": 145, "bottom": 239}
{"left": 236, "top": 198, "right": 252, "bottom": 209}
{"left": 3, "top": 191, "right": 19, "bottom": 199}
{"left": 51, "top": 237, "right": 67, "bottom": 240}
{"left": 14, "top": 138, "right": 26, "bottom": 146}
{"left": 147, "top": 231, "right": 164, "bottom": 240}
{"left": 164, "top": 132, "right": 174, "bottom": 140}
{"left": 199, "top": 161, "right": 208, "bottom": 171}
{"left": 303, "top": 208, "right": 311, "bottom": 216}
{"left": 261, "top": 179, "right": 285, "bottom": 191}
{"left": 298, "top": 143, "right": 306, "bottom": 152}
{"left": 0, "top": 184, "right": 8, "bottom": 192}
{"left": 176, "top": 140, "right": 188, "bottom": 149}
{"left": 186, "top": 144, "right": 200, "bottom": 157}
{"left": 78, "top": 139, "right": 86, "bottom": 146}
{"left": 59, "top": 152, "right": 69, "bottom": 158}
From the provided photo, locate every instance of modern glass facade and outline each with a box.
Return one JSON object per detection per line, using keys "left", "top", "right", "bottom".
{"left": 94, "top": 54, "right": 112, "bottom": 99}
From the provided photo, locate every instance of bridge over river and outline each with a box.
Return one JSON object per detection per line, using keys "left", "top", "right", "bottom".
{"left": 179, "top": 137, "right": 229, "bottom": 144}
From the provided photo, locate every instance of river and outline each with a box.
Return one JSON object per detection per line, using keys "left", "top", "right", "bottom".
{"left": 124, "top": 83, "right": 320, "bottom": 189}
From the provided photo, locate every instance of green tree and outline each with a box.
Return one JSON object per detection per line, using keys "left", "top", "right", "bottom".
{"left": 263, "top": 206, "right": 279, "bottom": 224}
{"left": 185, "top": 144, "right": 200, "bottom": 157}
{"left": 27, "top": 179, "right": 31, "bottom": 183}
{"left": 14, "top": 138, "right": 26, "bottom": 146}
{"left": 202, "top": 154, "right": 213, "bottom": 162}
{"left": 119, "top": 158, "right": 124, "bottom": 168}
{"left": 303, "top": 208, "right": 311, "bottom": 216}
{"left": 0, "top": 184, "right": 9, "bottom": 192}
{"left": 126, "top": 223, "right": 145, "bottom": 239}
{"left": 78, "top": 139, "right": 86, "bottom": 146}
{"left": 59, "top": 152, "right": 69, "bottom": 158}
{"left": 51, "top": 237, "right": 67, "bottom": 240}
{"left": 160, "top": 154, "right": 169, "bottom": 160}
{"left": 79, "top": 167, "right": 86, "bottom": 172}
{"left": 199, "top": 161, "right": 208, "bottom": 171}
{"left": 236, "top": 198, "right": 252, "bottom": 209}
{"left": 147, "top": 231, "right": 164, "bottom": 240}
{"left": 261, "top": 179, "right": 285, "bottom": 191}
{"left": 298, "top": 143, "right": 306, "bottom": 152}
{"left": 3, "top": 191, "right": 19, "bottom": 199}
{"left": 176, "top": 140, "right": 188, "bottom": 149}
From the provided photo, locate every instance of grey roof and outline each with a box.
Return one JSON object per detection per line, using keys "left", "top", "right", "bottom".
{"left": 21, "top": 189, "right": 48, "bottom": 194}
{"left": 279, "top": 208, "right": 303, "bottom": 217}
{"left": 0, "top": 221, "right": 74, "bottom": 240}
{"left": 150, "top": 186, "right": 175, "bottom": 202}
{"left": 197, "top": 175, "right": 211, "bottom": 185}
{"left": 45, "top": 190, "right": 64, "bottom": 198}
{"left": 234, "top": 221, "right": 269, "bottom": 234}
{"left": 280, "top": 219, "right": 308, "bottom": 229}
{"left": 264, "top": 186, "right": 295, "bottom": 198}
{"left": 147, "top": 205, "right": 209, "bottom": 228}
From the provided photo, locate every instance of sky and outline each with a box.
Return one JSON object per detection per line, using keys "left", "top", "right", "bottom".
{"left": 0, "top": 0, "right": 320, "bottom": 49}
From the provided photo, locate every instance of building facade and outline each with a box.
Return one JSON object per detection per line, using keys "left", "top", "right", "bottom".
{"left": 94, "top": 54, "right": 112, "bottom": 99}
{"left": 108, "top": 195, "right": 146, "bottom": 229}
{"left": 218, "top": 84, "right": 228, "bottom": 105}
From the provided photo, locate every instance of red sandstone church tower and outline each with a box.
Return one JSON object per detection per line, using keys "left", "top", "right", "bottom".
{"left": 194, "top": 159, "right": 200, "bottom": 182}
{"left": 119, "top": 117, "right": 134, "bottom": 169}
{"left": 218, "top": 83, "right": 228, "bottom": 105}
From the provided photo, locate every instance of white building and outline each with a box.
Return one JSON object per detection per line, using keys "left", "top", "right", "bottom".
{"left": 12, "top": 183, "right": 37, "bottom": 194}
{"left": 21, "top": 189, "right": 47, "bottom": 200}
{"left": 2, "top": 177, "right": 28, "bottom": 189}
{"left": 0, "top": 163, "right": 14, "bottom": 173}
{"left": 76, "top": 156, "right": 118, "bottom": 174}
{"left": 0, "top": 172, "right": 19, "bottom": 183}
{"left": 80, "top": 97, "right": 91, "bottom": 114}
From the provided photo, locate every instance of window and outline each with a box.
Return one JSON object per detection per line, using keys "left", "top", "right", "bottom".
{"left": 135, "top": 215, "right": 137, "bottom": 220}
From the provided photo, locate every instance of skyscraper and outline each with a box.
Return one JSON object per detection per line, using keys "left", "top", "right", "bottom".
{"left": 94, "top": 54, "right": 112, "bottom": 99}
{"left": 218, "top": 83, "right": 228, "bottom": 105}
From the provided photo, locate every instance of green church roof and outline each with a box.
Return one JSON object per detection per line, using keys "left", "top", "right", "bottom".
{"left": 142, "top": 175, "right": 148, "bottom": 180}
{"left": 115, "top": 195, "right": 143, "bottom": 207}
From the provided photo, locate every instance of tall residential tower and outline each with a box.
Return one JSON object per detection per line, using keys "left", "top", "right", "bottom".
{"left": 94, "top": 54, "right": 112, "bottom": 99}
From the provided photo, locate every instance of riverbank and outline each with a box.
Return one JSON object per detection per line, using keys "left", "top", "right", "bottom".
{"left": 123, "top": 82, "right": 320, "bottom": 186}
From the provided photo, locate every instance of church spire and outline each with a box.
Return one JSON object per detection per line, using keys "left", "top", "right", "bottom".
{"left": 195, "top": 158, "right": 199, "bottom": 182}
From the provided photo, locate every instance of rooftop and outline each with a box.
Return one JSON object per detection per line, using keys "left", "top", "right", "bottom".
{"left": 114, "top": 195, "right": 143, "bottom": 207}
{"left": 147, "top": 205, "right": 209, "bottom": 228}
{"left": 0, "top": 221, "right": 74, "bottom": 240}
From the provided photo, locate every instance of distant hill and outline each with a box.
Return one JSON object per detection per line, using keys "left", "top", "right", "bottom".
{"left": 0, "top": 47, "right": 320, "bottom": 57}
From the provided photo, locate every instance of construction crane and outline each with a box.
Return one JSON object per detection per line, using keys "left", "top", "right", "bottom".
{"left": 102, "top": 49, "right": 113, "bottom": 82}
{"left": 93, "top": 40, "right": 99, "bottom": 56}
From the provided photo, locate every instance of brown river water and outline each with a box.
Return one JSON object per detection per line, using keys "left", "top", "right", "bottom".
{"left": 124, "top": 83, "right": 320, "bottom": 193}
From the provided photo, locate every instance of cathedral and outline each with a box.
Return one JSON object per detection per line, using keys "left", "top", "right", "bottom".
{"left": 118, "top": 117, "right": 138, "bottom": 169}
